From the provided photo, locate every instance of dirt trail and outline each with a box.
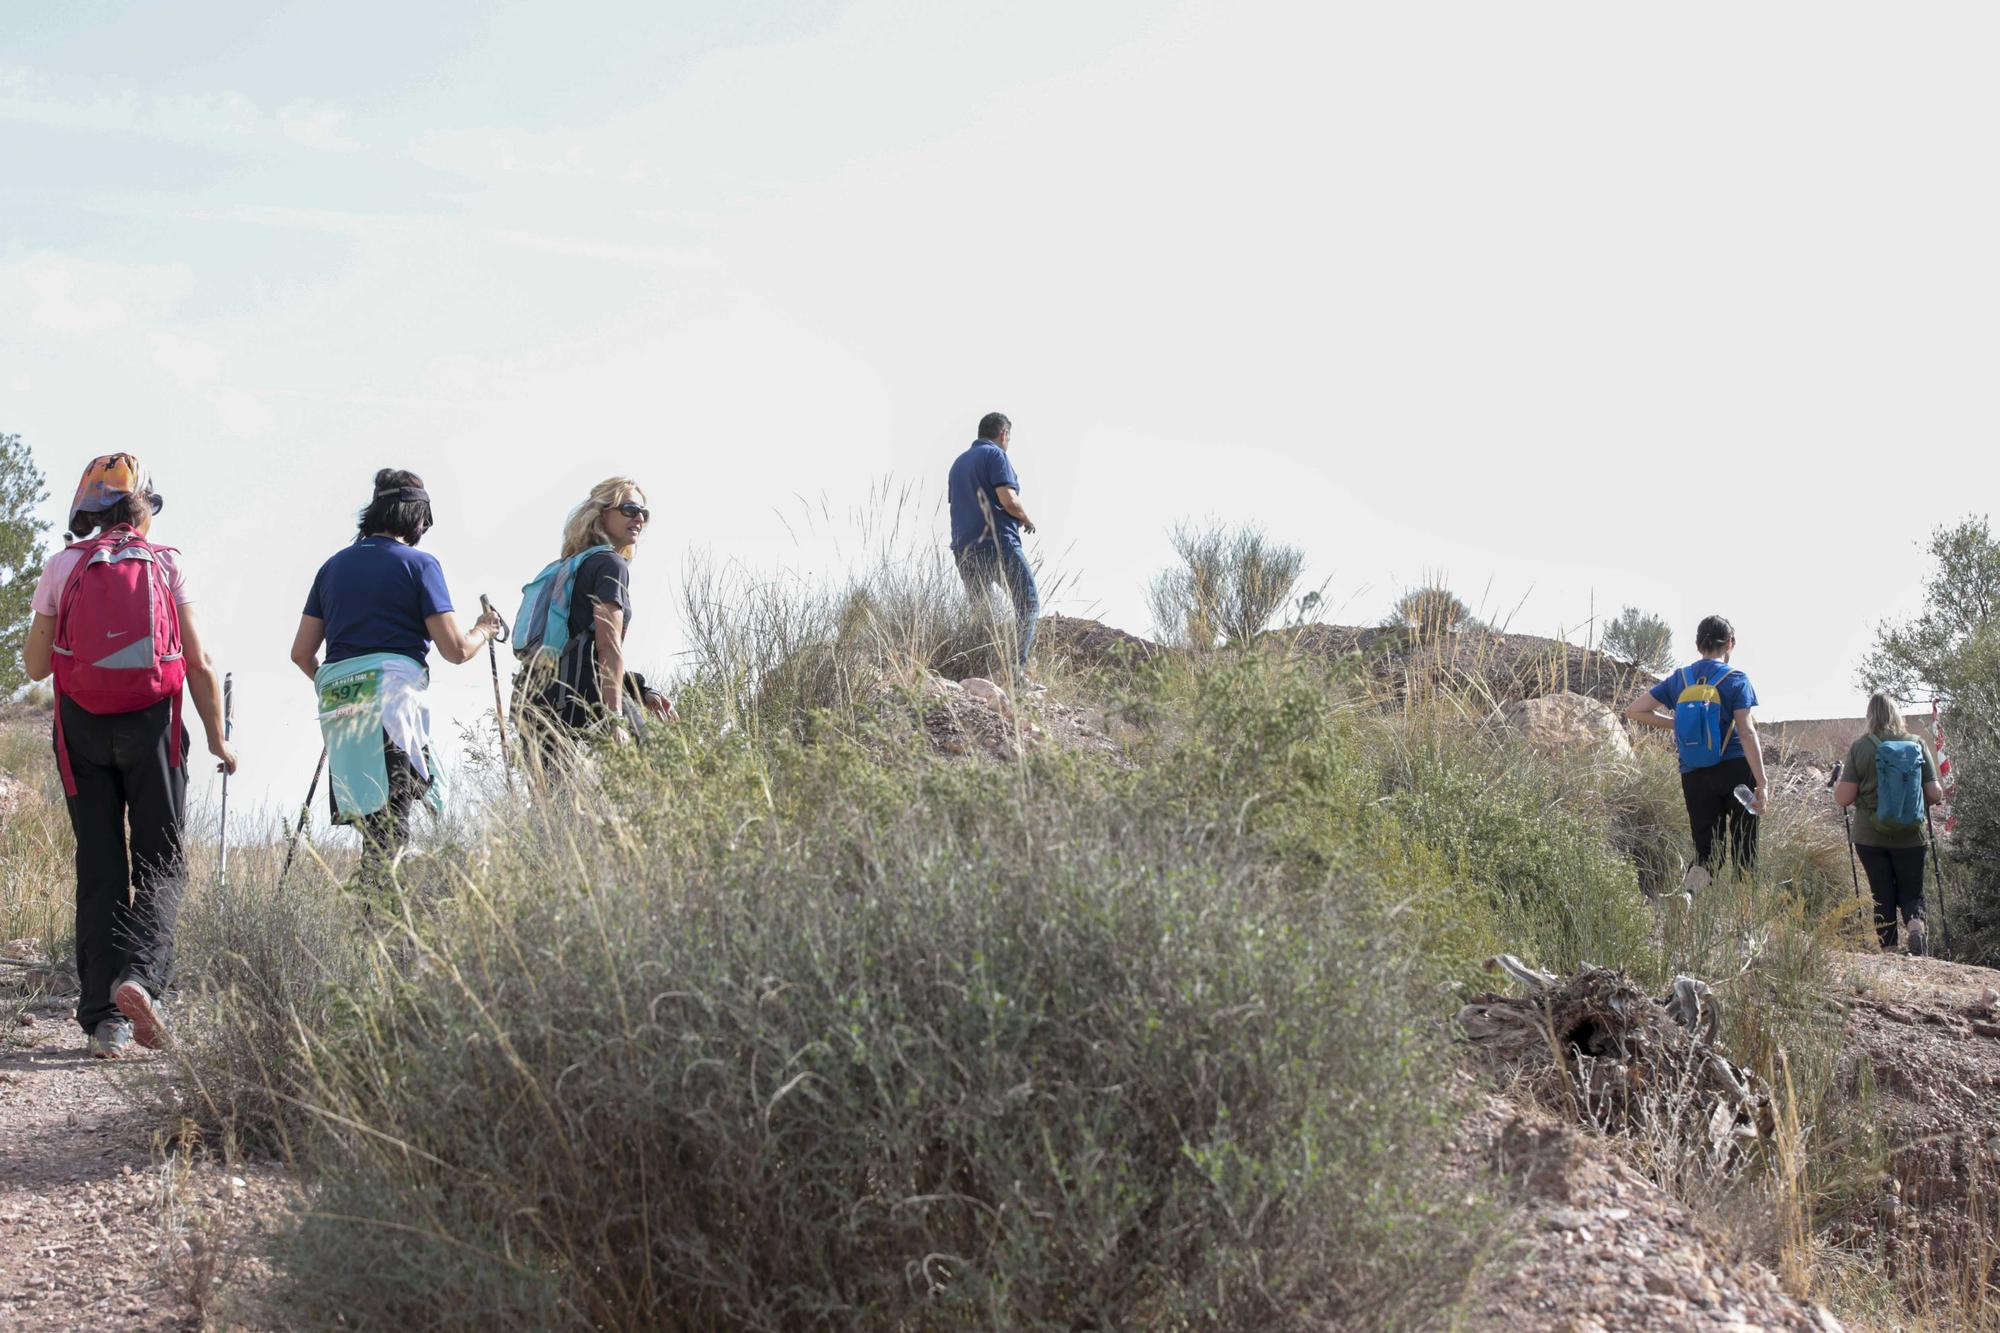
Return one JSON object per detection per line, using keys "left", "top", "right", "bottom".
{"left": 0, "top": 1004, "right": 284, "bottom": 1330}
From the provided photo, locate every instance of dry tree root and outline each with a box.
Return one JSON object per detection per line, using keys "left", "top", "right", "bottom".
{"left": 1459, "top": 957, "right": 1774, "bottom": 1177}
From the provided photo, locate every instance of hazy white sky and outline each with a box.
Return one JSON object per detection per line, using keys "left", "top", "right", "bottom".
{"left": 4, "top": 1, "right": 1997, "bottom": 820}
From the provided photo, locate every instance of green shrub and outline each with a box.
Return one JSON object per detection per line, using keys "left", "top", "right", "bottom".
{"left": 1601, "top": 605, "right": 1675, "bottom": 676}
{"left": 219, "top": 682, "right": 1481, "bottom": 1330}
{"left": 1376, "top": 731, "right": 1653, "bottom": 978}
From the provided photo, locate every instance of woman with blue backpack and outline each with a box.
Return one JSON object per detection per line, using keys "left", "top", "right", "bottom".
{"left": 1624, "top": 614, "right": 1768, "bottom": 892}
{"left": 1834, "top": 693, "right": 1944, "bottom": 953}
{"left": 20, "top": 454, "right": 237, "bottom": 1057}
{"left": 512, "top": 476, "right": 674, "bottom": 777}
{"left": 288, "top": 469, "right": 503, "bottom": 893}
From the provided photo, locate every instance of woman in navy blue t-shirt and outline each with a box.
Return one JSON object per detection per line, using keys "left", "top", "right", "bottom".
{"left": 287, "top": 468, "right": 502, "bottom": 889}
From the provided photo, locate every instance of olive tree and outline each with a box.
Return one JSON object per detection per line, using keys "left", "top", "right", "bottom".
{"left": 0, "top": 434, "right": 49, "bottom": 697}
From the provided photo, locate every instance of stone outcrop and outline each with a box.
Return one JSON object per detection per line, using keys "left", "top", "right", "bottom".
{"left": 1497, "top": 690, "right": 1634, "bottom": 761}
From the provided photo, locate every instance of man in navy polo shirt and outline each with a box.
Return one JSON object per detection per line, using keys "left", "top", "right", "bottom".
{"left": 948, "top": 411, "right": 1040, "bottom": 684}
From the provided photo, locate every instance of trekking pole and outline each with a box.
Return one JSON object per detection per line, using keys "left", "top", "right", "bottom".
{"left": 480, "top": 595, "right": 514, "bottom": 790}
{"left": 278, "top": 747, "right": 327, "bottom": 891}
{"left": 1828, "top": 761, "right": 1862, "bottom": 901}
{"left": 1926, "top": 804, "right": 1953, "bottom": 959}
{"left": 218, "top": 673, "right": 234, "bottom": 890}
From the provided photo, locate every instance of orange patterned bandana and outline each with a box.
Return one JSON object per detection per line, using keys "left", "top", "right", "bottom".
{"left": 69, "top": 453, "right": 158, "bottom": 518}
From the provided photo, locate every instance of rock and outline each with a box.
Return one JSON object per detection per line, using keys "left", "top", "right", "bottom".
{"left": 1644, "top": 1273, "right": 1676, "bottom": 1296}
{"left": 1543, "top": 1207, "right": 1592, "bottom": 1231}
{"left": 1497, "top": 691, "right": 1635, "bottom": 762}
{"left": 957, "top": 677, "right": 1013, "bottom": 718}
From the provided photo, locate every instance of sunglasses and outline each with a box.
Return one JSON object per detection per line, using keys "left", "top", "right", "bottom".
{"left": 605, "top": 501, "right": 651, "bottom": 523}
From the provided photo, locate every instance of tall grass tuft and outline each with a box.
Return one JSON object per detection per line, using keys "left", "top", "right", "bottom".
{"left": 1146, "top": 521, "right": 1306, "bottom": 649}
{"left": 679, "top": 483, "right": 1063, "bottom": 736}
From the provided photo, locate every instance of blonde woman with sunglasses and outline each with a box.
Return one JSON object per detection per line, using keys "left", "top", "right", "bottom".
{"left": 515, "top": 477, "right": 674, "bottom": 771}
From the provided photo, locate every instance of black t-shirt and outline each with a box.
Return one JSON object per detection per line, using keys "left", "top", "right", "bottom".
{"left": 535, "top": 550, "right": 638, "bottom": 727}
{"left": 565, "top": 550, "right": 632, "bottom": 643}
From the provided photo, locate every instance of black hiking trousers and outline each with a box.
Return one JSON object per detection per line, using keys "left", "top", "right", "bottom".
{"left": 57, "top": 696, "right": 188, "bottom": 1034}
{"left": 1680, "top": 755, "right": 1758, "bottom": 878}
{"left": 1857, "top": 843, "right": 1926, "bottom": 948}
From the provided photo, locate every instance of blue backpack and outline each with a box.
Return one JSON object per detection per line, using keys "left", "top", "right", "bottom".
{"left": 1873, "top": 737, "right": 1925, "bottom": 833}
{"left": 512, "top": 544, "right": 612, "bottom": 660}
{"left": 1671, "top": 664, "right": 1739, "bottom": 770}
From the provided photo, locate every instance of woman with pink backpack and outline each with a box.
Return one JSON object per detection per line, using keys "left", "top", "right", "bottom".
{"left": 20, "top": 454, "right": 237, "bottom": 1058}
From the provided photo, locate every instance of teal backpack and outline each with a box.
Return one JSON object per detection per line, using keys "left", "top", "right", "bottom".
{"left": 512, "top": 544, "right": 612, "bottom": 660}
{"left": 1670, "top": 665, "right": 1739, "bottom": 770}
{"left": 1873, "top": 737, "right": 1925, "bottom": 833}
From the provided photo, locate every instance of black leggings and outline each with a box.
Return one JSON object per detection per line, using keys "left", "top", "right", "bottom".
{"left": 1856, "top": 843, "right": 1926, "bottom": 948}
{"left": 57, "top": 698, "right": 187, "bottom": 1033}
{"left": 1680, "top": 756, "right": 1758, "bottom": 876}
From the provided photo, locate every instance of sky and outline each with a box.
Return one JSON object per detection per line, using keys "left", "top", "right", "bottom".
{"left": 3, "top": 1, "right": 1997, "bottom": 825}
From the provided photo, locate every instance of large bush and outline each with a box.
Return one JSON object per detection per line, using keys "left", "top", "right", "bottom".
{"left": 178, "top": 676, "right": 1477, "bottom": 1330}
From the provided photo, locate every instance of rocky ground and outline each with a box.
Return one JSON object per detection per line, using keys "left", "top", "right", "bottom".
{"left": 0, "top": 980, "right": 287, "bottom": 1330}
{"left": 1834, "top": 950, "right": 2000, "bottom": 1299}
{"left": 1453, "top": 1090, "right": 1847, "bottom": 1332}
{"left": 1450, "top": 960, "right": 1848, "bottom": 1331}
{"left": 1442, "top": 947, "right": 2000, "bottom": 1332}
{"left": 918, "top": 670, "right": 1124, "bottom": 763}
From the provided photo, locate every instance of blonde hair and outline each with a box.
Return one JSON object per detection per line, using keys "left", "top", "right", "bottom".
{"left": 1866, "top": 692, "right": 1909, "bottom": 740}
{"left": 561, "top": 477, "right": 645, "bottom": 560}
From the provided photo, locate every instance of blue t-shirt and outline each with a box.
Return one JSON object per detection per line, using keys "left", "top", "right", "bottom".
{"left": 1650, "top": 658, "right": 1759, "bottom": 770}
{"left": 304, "top": 537, "right": 454, "bottom": 669}
{"left": 947, "top": 439, "right": 1023, "bottom": 551}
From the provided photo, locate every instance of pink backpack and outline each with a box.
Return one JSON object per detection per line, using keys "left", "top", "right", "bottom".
{"left": 51, "top": 527, "right": 186, "bottom": 794}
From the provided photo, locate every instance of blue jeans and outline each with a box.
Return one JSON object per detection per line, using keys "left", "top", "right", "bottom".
{"left": 955, "top": 542, "right": 1038, "bottom": 670}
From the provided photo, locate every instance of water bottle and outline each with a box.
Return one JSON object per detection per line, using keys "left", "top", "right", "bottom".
{"left": 1733, "top": 783, "right": 1760, "bottom": 814}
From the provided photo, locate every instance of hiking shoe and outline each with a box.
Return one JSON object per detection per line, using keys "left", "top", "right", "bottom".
{"left": 88, "top": 1019, "right": 133, "bottom": 1059}
{"left": 112, "top": 980, "right": 168, "bottom": 1050}
{"left": 1015, "top": 675, "right": 1048, "bottom": 695}
{"left": 1680, "top": 864, "right": 1712, "bottom": 898}
{"left": 1906, "top": 918, "right": 1928, "bottom": 957}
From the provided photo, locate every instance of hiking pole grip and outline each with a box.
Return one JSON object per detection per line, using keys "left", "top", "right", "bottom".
{"left": 481, "top": 596, "right": 516, "bottom": 790}
{"left": 480, "top": 594, "right": 511, "bottom": 644}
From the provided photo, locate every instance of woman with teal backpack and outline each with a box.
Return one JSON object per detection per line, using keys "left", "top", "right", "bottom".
{"left": 1835, "top": 692, "right": 1944, "bottom": 952}
{"left": 512, "top": 476, "right": 674, "bottom": 777}
{"left": 287, "top": 469, "right": 503, "bottom": 892}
